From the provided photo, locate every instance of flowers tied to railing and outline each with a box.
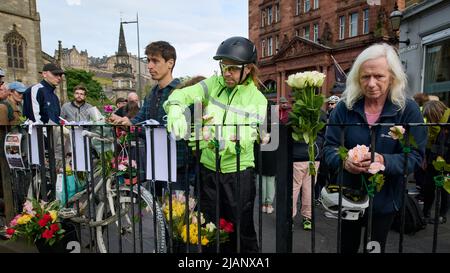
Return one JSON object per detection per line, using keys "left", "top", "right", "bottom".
{"left": 4, "top": 199, "right": 65, "bottom": 246}
{"left": 432, "top": 156, "right": 450, "bottom": 193}
{"left": 163, "top": 192, "right": 232, "bottom": 246}
{"left": 286, "top": 71, "right": 326, "bottom": 175}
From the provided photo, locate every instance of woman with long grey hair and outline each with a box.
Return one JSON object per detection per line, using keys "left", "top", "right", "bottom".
{"left": 322, "top": 43, "right": 427, "bottom": 253}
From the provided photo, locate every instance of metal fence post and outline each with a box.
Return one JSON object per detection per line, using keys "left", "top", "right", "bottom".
{"left": 275, "top": 123, "right": 293, "bottom": 253}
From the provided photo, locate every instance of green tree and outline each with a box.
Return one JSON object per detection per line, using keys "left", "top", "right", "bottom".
{"left": 64, "top": 68, "right": 110, "bottom": 107}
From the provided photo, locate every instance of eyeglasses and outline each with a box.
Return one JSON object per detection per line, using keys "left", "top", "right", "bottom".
{"left": 220, "top": 62, "right": 243, "bottom": 73}
{"left": 0, "top": 81, "right": 4, "bottom": 86}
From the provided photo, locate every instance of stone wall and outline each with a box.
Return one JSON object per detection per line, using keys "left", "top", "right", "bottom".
{"left": 0, "top": 1, "right": 42, "bottom": 85}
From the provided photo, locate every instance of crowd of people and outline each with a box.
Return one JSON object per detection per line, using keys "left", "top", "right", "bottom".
{"left": 0, "top": 39, "right": 449, "bottom": 253}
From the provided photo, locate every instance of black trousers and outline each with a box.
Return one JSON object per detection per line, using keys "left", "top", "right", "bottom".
{"left": 200, "top": 166, "right": 259, "bottom": 253}
{"left": 341, "top": 211, "right": 396, "bottom": 253}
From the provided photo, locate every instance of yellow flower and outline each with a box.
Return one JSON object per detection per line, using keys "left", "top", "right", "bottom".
{"left": 180, "top": 224, "right": 199, "bottom": 245}
{"left": 17, "top": 214, "right": 33, "bottom": 225}
{"left": 49, "top": 210, "right": 58, "bottom": 223}
{"left": 201, "top": 236, "right": 209, "bottom": 246}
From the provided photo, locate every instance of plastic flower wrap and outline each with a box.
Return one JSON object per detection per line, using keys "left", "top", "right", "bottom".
{"left": 3, "top": 199, "right": 65, "bottom": 246}
{"left": 163, "top": 191, "right": 232, "bottom": 246}
{"left": 87, "top": 106, "right": 106, "bottom": 123}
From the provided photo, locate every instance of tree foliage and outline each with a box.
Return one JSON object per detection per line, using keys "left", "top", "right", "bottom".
{"left": 64, "top": 68, "right": 110, "bottom": 107}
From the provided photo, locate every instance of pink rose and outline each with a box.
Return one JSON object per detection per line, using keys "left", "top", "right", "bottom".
{"left": 347, "top": 144, "right": 370, "bottom": 163}
{"left": 388, "top": 126, "right": 405, "bottom": 140}
{"left": 368, "top": 162, "right": 385, "bottom": 174}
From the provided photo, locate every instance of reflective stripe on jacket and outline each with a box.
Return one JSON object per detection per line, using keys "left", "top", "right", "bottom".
{"left": 165, "top": 75, "right": 267, "bottom": 173}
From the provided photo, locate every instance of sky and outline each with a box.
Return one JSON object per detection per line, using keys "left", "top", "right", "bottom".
{"left": 36, "top": 0, "right": 248, "bottom": 78}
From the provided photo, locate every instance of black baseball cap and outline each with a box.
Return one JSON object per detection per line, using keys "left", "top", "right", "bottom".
{"left": 41, "top": 63, "right": 65, "bottom": 75}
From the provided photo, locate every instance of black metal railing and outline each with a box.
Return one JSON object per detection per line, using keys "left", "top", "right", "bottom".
{"left": 0, "top": 121, "right": 449, "bottom": 253}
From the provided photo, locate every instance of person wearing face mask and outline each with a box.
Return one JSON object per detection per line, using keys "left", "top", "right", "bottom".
{"left": 164, "top": 36, "right": 267, "bottom": 253}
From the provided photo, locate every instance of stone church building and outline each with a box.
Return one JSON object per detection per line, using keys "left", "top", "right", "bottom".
{"left": 0, "top": 0, "right": 44, "bottom": 85}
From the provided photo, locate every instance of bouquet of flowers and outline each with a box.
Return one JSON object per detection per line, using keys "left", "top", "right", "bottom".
{"left": 163, "top": 191, "right": 233, "bottom": 246}
{"left": 286, "top": 71, "right": 326, "bottom": 175}
{"left": 340, "top": 144, "right": 385, "bottom": 196}
{"left": 110, "top": 152, "right": 138, "bottom": 185}
{"left": 4, "top": 199, "right": 65, "bottom": 246}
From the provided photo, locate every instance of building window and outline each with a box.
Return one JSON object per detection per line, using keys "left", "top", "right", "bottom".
{"left": 349, "top": 12, "right": 358, "bottom": 37}
{"left": 363, "top": 9, "right": 369, "bottom": 34}
{"left": 313, "top": 23, "right": 319, "bottom": 42}
{"left": 268, "top": 36, "right": 273, "bottom": 56}
{"left": 261, "top": 39, "right": 266, "bottom": 57}
{"left": 4, "top": 25, "right": 27, "bottom": 70}
{"left": 339, "top": 16, "right": 345, "bottom": 40}
{"left": 275, "top": 4, "right": 280, "bottom": 23}
{"left": 424, "top": 39, "right": 450, "bottom": 94}
{"left": 314, "top": 0, "right": 319, "bottom": 9}
{"left": 296, "top": 0, "right": 301, "bottom": 15}
{"left": 261, "top": 10, "right": 266, "bottom": 27}
{"left": 295, "top": 29, "right": 299, "bottom": 37}
{"left": 303, "top": 26, "right": 310, "bottom": 40}
{"left": 275, "top": 35, "right": 279, "bottom": 52}
{"left": 267, "top": 6, "right": 273, "bottom": 25}
{"left": 304, "top": 0, "right": 311, "bottom": 13}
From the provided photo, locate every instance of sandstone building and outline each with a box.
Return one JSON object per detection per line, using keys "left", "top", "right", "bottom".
{"left": 249, "top": 0, "right": 405, "bottom": 100}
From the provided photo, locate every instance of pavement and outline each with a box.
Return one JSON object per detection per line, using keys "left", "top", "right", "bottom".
{"left": 1, "top": 183, "right": 449, "bottom": 253}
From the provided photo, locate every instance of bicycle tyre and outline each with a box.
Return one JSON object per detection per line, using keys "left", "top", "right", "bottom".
{"left": 95, "top": 184, "right": 167, "bottom": 253}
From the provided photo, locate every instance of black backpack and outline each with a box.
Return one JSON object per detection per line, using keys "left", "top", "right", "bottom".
{"left": 391, "top": 194, "right": 427, "bottom": 234}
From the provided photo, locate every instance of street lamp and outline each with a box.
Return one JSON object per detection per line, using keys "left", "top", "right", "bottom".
{"left": 389, "top": 4, "right": 410, "bottom": 46}
{"left": 122, "top": 13, "right": 142, "bottom": 100}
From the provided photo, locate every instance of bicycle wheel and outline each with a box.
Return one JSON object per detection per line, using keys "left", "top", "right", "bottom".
{"left": 95, "top": 184, "right": 167, "bottom": 253}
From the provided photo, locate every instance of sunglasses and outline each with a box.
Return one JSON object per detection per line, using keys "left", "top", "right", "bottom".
{"left": 220, "top": 62, "right": 243, "bottom": 73}
{"left": 0, "top": 81, "right": 4, "bottom": 86}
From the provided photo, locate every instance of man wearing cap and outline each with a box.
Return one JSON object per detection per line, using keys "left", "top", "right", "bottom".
{"left": 23, "top": 63, "right": 64, "bottom": 124}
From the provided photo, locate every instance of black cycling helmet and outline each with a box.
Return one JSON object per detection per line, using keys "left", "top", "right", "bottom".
{"left": 213, "top": 36, "right": 257, "bottom": 64}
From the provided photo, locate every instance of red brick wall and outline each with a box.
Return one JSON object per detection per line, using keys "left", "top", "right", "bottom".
{"left": 249, "top": 0, "right": 404, "bottom": 99}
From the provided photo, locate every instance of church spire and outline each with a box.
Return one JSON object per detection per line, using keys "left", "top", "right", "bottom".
{"left": 117, "top": 22, "right": 128, "bottom": 55}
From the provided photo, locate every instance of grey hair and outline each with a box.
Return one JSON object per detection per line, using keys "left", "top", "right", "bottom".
{"left": 342, "top": 43, "right": 407, "bottom": 110}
